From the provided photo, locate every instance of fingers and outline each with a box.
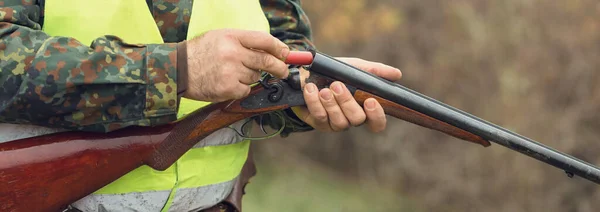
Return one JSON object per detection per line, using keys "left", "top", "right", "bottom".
{"left": 319, "top": 88, "right": 350, "bottom": 131}
{"left": 238, "top": 67, "right": 261, "bottom": 85}
{"left": 363, "top": 98, "right": 386, "bottom": 133}
{"left": 233, "top": 30, "right": 290, "bottom": 65}
{"left": 234, "top": 30, "right": 285, "bottom": 55}
{"left": 301, "top": 83, "right": 332, "bottom": 131}
{"left": 231, "top": 83, "right": 252, "bottom": 100}
{"left": 240, "top": 48, "right": 289, "bottom": 79}
{"left": 330, "top": 82, "right": 366, "bottom": 126}
{"left": 298, "top": 83, "right": 387, "bottom": 133}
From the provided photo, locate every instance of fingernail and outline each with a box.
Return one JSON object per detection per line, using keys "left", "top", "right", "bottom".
{"left": 365, "top": 99, "right": 376, "bottom": 111}
{"left": 320, "top": 89, "right": 333, "bottom": 100}
{"left": 331, "top": 82, "right": 343, "bottom": 95}
{"left": 280, "top": 47, "right": 290, "bottom": 61}
{"left": 306, "top": 83, "right": 316, "bottom": 93}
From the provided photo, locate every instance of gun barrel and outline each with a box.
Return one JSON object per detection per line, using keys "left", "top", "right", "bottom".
{"left": 307, "top": 52, "right": 600, "bottom": 184}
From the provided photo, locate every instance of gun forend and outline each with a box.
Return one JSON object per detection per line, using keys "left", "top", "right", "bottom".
{"left": 353, "top": 90, "right": 490, "bottom": 147}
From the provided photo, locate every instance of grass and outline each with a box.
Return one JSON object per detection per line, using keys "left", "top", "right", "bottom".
{"left": 243, "top": 154, "right": 419, "bottom": 212}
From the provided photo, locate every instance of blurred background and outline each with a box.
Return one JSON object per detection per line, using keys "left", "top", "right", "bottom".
{"left": 245, "top": 0, "right": 600, "bottom": 211}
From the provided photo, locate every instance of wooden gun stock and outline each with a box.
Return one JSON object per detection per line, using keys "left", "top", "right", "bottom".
{"left": 0, "top": 86, "right": 290, "bottom": 212}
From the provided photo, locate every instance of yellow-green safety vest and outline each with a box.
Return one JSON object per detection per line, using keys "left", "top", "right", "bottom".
{"left": 40, "top": 0, "right": 270, "bottom": 211}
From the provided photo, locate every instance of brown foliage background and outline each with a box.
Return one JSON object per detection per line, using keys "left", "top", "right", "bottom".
{"left": 247, "top": 0, "right": 600, "bottom": 211}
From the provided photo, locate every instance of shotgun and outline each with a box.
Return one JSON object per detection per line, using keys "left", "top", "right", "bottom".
{"left": 1, "top": 51, "right": 599, "bottom": 211}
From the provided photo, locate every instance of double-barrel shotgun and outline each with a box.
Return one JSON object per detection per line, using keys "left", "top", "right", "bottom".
{"left": 1, "top": 50, "right": 599, "bottom": 212}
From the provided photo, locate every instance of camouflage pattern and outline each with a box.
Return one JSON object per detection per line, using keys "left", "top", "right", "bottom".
{"left": 261, "top": 0, "right": 315, "bottom": 52}
{"left": 0, "top": 0, "right": 314, "bottom": 135}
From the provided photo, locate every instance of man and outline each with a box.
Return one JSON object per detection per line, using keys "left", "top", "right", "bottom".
{"left": 0, "top": 0, "right": 401, "bottom": 211}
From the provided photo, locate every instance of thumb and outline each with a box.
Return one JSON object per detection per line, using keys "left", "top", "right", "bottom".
{"left": 337, "top": 57, "right": 402, "bottom": 81}
{"left": 233, "top": 30, "right": 290, "bottom": 61}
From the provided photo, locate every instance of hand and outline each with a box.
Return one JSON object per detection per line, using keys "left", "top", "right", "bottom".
{"left": 293, "top": 58, "right": 402, "bottom": 133}
{"left": 183, "top": 29, "right": 290, "bottom": 102}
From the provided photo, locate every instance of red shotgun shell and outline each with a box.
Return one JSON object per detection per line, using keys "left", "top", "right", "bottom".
{"left": 284, "top": 51, "right": 313, "bottom": 65}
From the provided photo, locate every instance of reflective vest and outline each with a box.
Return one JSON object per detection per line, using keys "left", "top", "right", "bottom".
{"left": 0, "top": 0, "right": 270, "bottom": 211}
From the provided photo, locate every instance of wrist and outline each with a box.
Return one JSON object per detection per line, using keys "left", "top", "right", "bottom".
{"left": 176, "top": 41, "right": 189, "bottom": 98}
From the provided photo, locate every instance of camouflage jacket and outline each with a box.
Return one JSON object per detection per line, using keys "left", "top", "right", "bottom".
{"left": 0, "top": 0, "right": 314, "bottom": 136}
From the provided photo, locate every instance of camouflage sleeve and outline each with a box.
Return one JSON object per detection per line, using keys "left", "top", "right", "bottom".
{"left": 259, "top": 0, "right": 316, "bottom": 137}
{"left": 0, "top": 2, "right": 179, "bottom": 132}
{"left": 261, "top": 0, "right": 315, "bottom": 51}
